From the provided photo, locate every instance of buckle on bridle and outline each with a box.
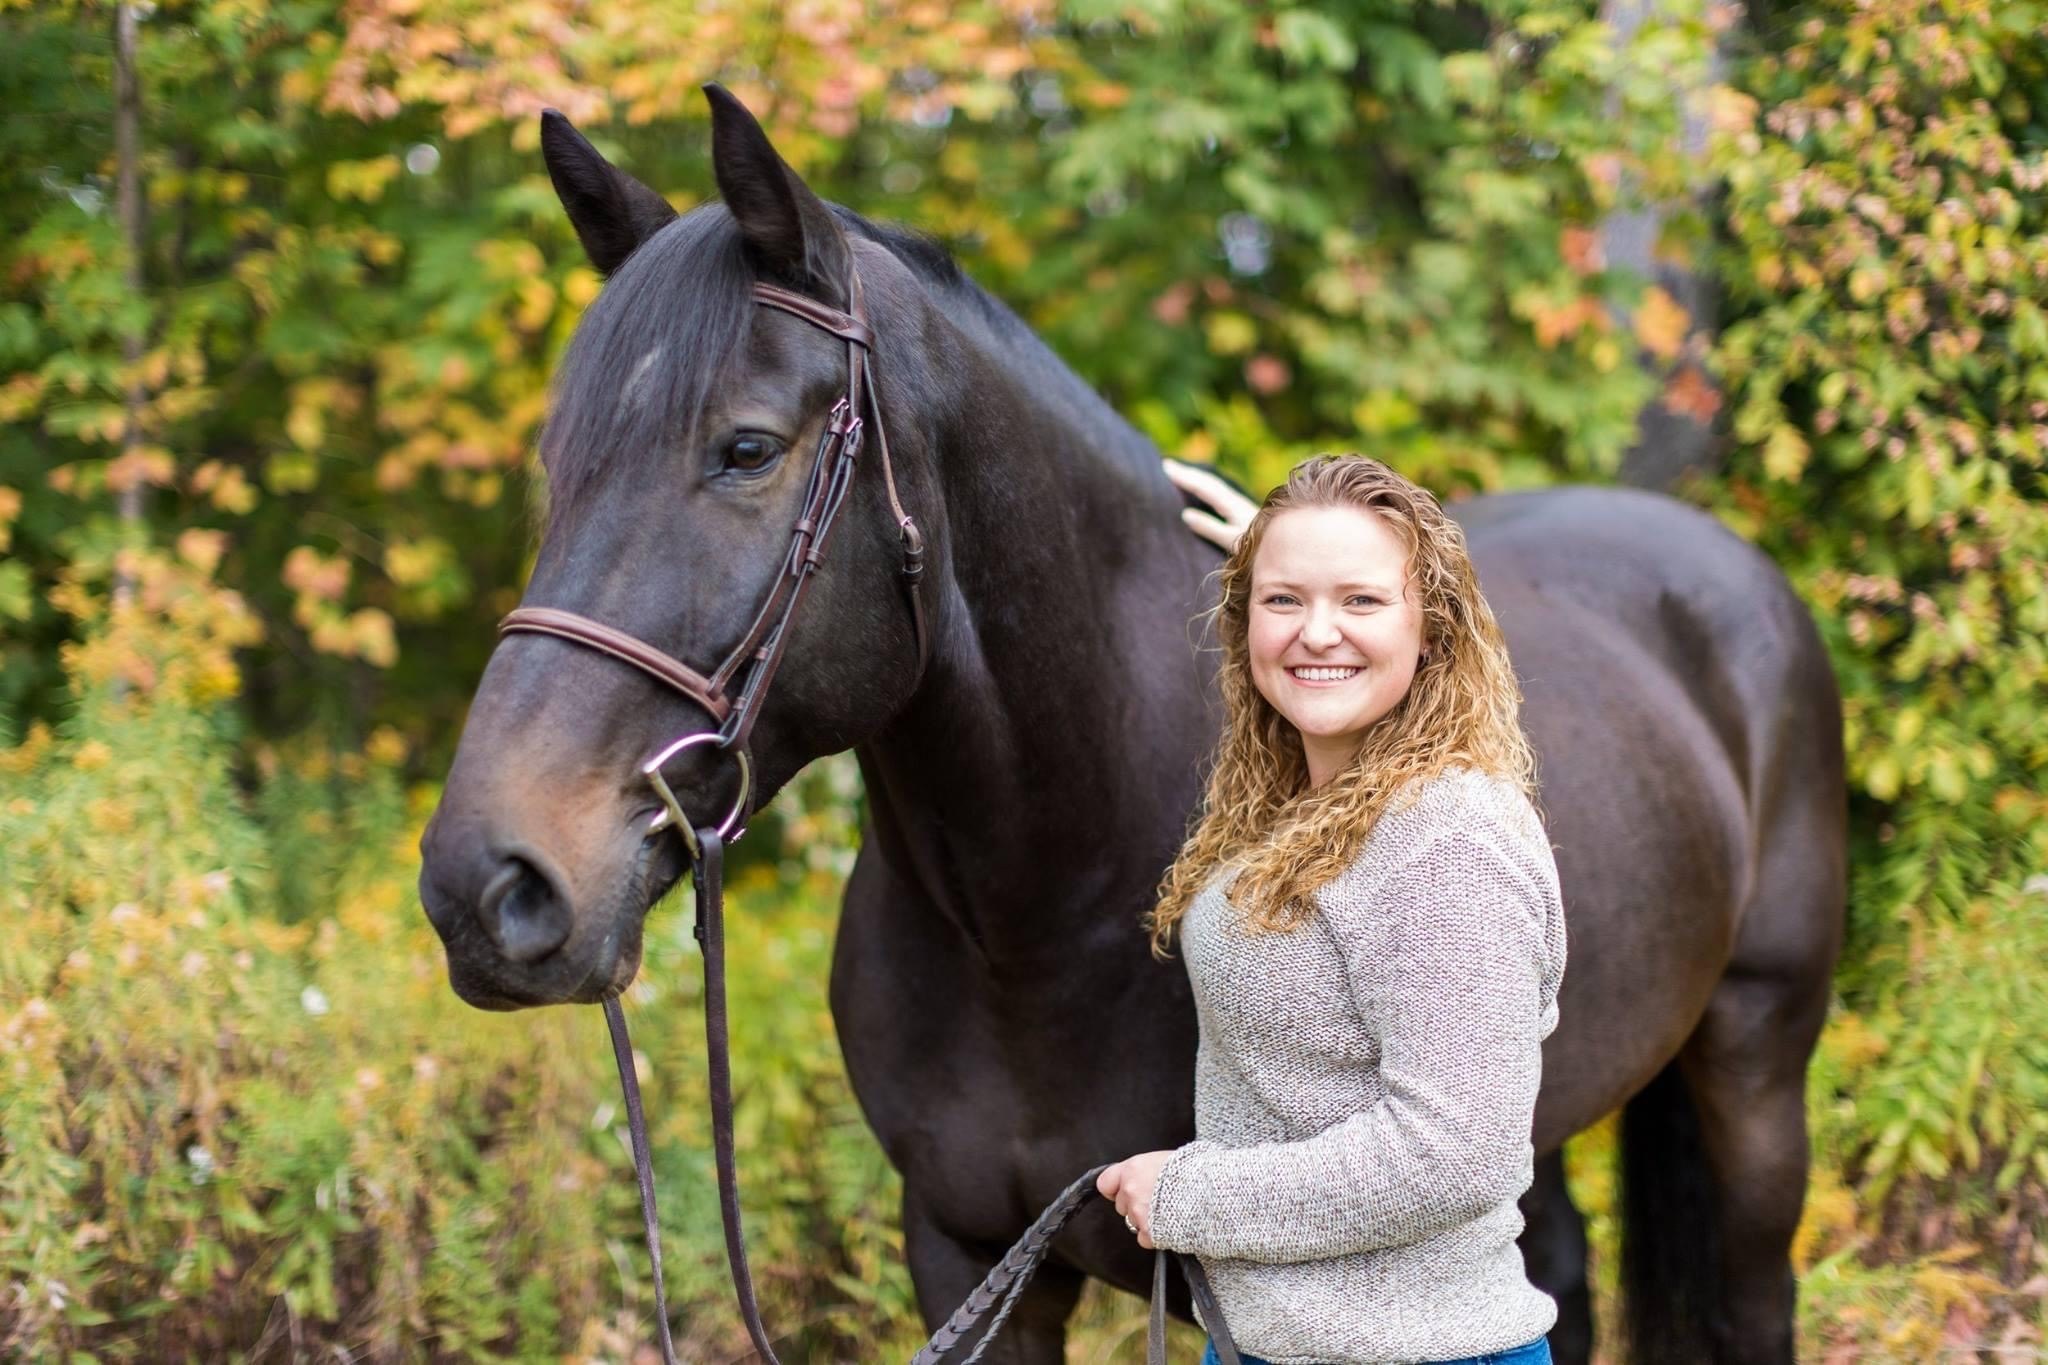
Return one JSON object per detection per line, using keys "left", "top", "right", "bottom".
{"left": 642, "top": 730, "right": 753, "bottom": 863}
{"left": 825, "top": 395, "right": 855, "bottom": 436}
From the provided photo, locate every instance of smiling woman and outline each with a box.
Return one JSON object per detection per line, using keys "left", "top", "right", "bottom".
{"left": 1146, "top": 455, "right": 1537, "bottom": 945}
{"left": 1100, "top": 454, "right": 1564, "bottom": 1365}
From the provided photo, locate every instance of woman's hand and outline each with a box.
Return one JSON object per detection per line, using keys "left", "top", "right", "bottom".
{"left": 1164, "top": 458, "right": 1259, "bottom": 554}
{"left": 1097, "top": 1150, "right": 1175, "bottom": 1249}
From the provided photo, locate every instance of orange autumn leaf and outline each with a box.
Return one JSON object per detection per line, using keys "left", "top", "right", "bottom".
{"left": 1560, "top": 225, "right": 1604, "bottom": 275}
{"left": 1531, "top": 296, "right": 1606, "bottom": 349}
{"left": 1662, "top": 365, "right": 1722, "bottom": 423}
{"left": 1633, "top": 286, "right": 1691, "bottom": 362}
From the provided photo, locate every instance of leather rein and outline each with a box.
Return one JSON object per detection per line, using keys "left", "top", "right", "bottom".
{"left": 495, "top": 268, "right": 1241, "bottom": 1363}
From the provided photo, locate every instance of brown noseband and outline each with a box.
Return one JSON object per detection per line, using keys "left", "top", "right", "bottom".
{"left": 498, "top": 270, "right": 930, "bottom": 841}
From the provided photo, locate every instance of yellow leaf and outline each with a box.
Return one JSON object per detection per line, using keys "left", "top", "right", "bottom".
{"left": 350, "top": 609, "right": 397, "bottom": 668}
{"left": 516, "top": 279, "right": 556, "bottom": 332}
{"left": 265, "top": 451, "right": 318, "bottom": 494}
{"left": 1204, "top": 312, "right": 1257, "bottom": 356}
{"left": 176, "top": 530, "right": 228, "bottom": 577}
{"left": 213, "top": 467, "right": 259, "bottom": 514}
{"left": 1848, "top": 265, "right": 1887, "bottom": 302}
{"left": 563, "top": 267, "right": 602, "bottom": 310}
{"left": 1706, "top": 85, "right": 1758, "bottom": 135}
{"left": 1894, "top": 708, "right": 1923, "bottom": 746}
{"left": 286, "top": 403, "right": 324, "bottom": 452}
{"left": 1763, "top": 425, "right": 1809, "bottom": 482}
{"left": 1632, "top": 286, "right": 1690, "bottom": 361}
{"left": 326, "top": 156, "right": 402, "bottom": 203}
{"left": 384, "top": 538, "right": 447, "bottom": 587}
{"left": 366, "top": 727, "right": 408, "bottom": 765}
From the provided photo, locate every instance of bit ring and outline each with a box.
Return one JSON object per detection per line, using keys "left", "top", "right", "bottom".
{"left": 642, "top": 731, "right": 753, "bottom": 862}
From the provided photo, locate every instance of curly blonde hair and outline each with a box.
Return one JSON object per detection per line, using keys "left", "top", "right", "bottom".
{"left": 1147, "top": 454, "right": 1535, "bottom": 956}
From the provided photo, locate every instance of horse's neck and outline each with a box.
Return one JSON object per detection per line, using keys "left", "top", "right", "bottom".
{"left": 857, "top": 289, "right": 1220, "bottom": 959}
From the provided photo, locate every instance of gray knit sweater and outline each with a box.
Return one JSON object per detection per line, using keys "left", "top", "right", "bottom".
{"left": 1148, "top": 768, "right": 1567, "bottom": 1365}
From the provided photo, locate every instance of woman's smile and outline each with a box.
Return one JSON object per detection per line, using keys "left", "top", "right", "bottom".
{"left": 1287, "top": 665, "right": 1363, "bottom": 685}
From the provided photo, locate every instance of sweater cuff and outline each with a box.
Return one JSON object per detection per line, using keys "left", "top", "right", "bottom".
{"left": 1147, "top": 1139, "right": 1220, "bottom": 1254}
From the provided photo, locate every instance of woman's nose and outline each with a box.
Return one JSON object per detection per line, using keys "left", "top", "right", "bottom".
{"left": 1301, "top": 603, "right": 1343, "bottom": 649}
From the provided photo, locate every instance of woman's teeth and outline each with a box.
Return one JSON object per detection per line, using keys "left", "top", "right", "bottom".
{"left": 1290, "top": 666, "right": 1359, "bottom": 682}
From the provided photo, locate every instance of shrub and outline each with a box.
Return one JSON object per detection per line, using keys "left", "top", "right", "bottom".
{"left": 1702, "top": 0, "right": 2048, "bottom": 1348}
{"left": 0, "top": 554, "right": 913, "bottom": 1361}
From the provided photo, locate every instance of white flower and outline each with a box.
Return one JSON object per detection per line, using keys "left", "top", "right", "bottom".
{"left": 300, "top": 985, "right": 330, "bottom": 1017}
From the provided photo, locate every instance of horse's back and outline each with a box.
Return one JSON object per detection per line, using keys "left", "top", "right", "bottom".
{"left": 1456, "top": 486, "right": 1844, "bottom": 1142}
{"left": 1458, "top": 485, "right": 1838, "bottom": 804}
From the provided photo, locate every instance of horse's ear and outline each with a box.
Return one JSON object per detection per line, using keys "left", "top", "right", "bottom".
{"left": 704, "top": 83, "right": 853, "bottom": 303}
{"left": 540, "top": 110, "right": 679, "bottom": 277}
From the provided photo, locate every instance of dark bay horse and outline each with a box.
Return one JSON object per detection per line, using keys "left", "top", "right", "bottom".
{"left": 418, "top": 87, "right": 1845, "bottom": 1364}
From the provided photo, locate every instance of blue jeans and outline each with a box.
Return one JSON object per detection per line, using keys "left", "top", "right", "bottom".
{"left": 1200, "top": 1336, "right": 1551, "bottom": 1365}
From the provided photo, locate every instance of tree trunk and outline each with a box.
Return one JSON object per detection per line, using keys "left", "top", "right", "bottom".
{"left": 114, "top": 1, "right": 146, "bottom": 604}
{"left": 1600, "top": 0, "right": 1735, "bottom": 492}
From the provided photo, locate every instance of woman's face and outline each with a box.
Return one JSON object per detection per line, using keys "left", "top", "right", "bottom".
{"left": 1247, "top": 505, "right": 1427, "bottom": 788}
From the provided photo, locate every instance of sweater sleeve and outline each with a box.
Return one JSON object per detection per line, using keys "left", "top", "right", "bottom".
{"left": 1147, "top": 832, "right": 1553, "bottom": 1265}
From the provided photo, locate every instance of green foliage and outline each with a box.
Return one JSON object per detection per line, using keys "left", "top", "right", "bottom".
{"left": 1, "top": 0, "right": 1708, "bottom": 759}
{"left": 1019, "top": 0, "right": 1704, "bottom": 495}
{"left": 0, "top": 562, "right": 915, "bottom": 1360}
{"left": 1694, "top": 0, "right": 2048, "bottom": 1346}
{"left": 2, "top": 557, "right": 599, "bottom": 1360}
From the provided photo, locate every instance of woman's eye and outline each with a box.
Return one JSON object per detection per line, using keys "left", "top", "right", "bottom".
{"left": 726, "top": 433, "right": 785, "bottom": 473}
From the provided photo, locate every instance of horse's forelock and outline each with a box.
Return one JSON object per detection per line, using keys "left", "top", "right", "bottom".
{"left": 539, "top": 206, "right": 756, "bottom": 524}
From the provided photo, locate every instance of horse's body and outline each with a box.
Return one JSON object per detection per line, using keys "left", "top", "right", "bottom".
{"left": 419, "top": 90, "right": 1844, "bottom": 1364}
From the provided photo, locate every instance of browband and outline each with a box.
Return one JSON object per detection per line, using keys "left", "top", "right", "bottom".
{"left": 751, "top": 282, "right": 874, "bottom": 348}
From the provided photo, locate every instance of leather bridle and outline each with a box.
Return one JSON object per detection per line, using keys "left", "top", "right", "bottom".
{"left": 499, "top": 270, "right": 929, "bottom": 855}
{"left": 491, "top": 265, "right": 1240, "bottom": 1364}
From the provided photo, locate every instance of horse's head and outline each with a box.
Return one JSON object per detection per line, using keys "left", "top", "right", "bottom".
{"left": 420, "top": 88, "right": 936, "bottom": 1009}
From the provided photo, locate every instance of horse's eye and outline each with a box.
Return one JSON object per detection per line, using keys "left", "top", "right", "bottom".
{"left": 726, "top": 432, "right": 786, "bottom": 473}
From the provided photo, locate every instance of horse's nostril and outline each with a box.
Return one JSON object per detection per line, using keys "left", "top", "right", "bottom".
{"left": 477, "top": 856, "right": 573, "bottom": 964}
